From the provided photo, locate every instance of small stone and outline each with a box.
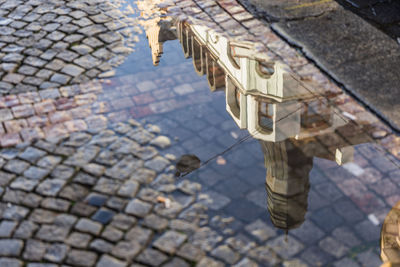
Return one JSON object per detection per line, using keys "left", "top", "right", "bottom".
{"left": 23, "top": 239, "right": 47, "bottom": 261}
{"left": 66, "top": 232, "right": 92, "bottom": 248}
{"left": 24, "top": 166, "right": 50, "bottom": 180}
{"left": 125, "top": 199, "right": 152, "bottom": 217}
{"left": 4, "top": 159, "right": 30, "bottom": 174}
{"left": 36, "top": 179, "right": 66, "bottom": 196}
{"left": 101, "top": 226, "right": 123, "bottom": 242}
{"left": 150, "top": 136, "right": 171, "bottom": 149}
{"left": 0, "top": 239, "right": 23, "bottom": 256}
{"left": 137, "top": 248, "right": 168, "bottom": 266}
{"left": 144, "top": 156, "right": 170, "bottom": 172}
{"left": 0, "top": 220, "right": 17, "bottom": 237}
{"left": 244, "top": 219, "right": 277, "bottom": 242}
{"left": 211, "top": 245, "right": 240, "bottom": 264}
{"left": 0, "top": 258, "right": 22, "bottom": 267}
{"left": 142, "top": 214, "right": 168, "bottom": 231}
{"left": 75, "top": 218, "right": 102, "bottom": 235}
{"left": 43, "top": 243, "right": 69, "bottom": 263}
{"left": 35, "top": 225, "right": 69, "bottom": 242}
{"left": 66, "top": 250, "right": 97, "bottom": 267}
{"left": 177, "top": 243, "right": 204, "bottom": 262}
{"left": 92, "top": 209, "right": 115, "bottom": 224}
{"left": 125, "top": 226, "right": 152, "bottom": 246}
{"left": 233, "top": 258, "right": 259, "bottom": 267}
{"left": 153, "top": 230, "right": 187, "bottom": 254}
{"left": 118, "top": 180, "right": 139, "bottom": 197}
{"left": 13, "top": 221, "right": 38, "bottom": 239}
{"left": 89, "top": 239, "right": 113, "bottom": 253}
{"left": 196, "top": 257, "right": 224, "bottom": 267}
{"left": 111, "top": 241, "right": 142, "bottom": 260}
{"left": 97, "top": 255, "right": 127, "bottom": 267}
{"left": 61, "top": 64, "right": 84, "bottom": 76}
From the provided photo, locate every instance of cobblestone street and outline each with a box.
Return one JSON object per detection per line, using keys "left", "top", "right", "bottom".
{"left": 0, "top": 0, "right": 399, "bottom": 266}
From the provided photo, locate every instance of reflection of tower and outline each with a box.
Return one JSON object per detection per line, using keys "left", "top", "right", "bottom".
{"left": 261, "top": 140, "right": 311, "bottom": 231}
{"left": 138, "top": 0, "right": 177, "bottom": 65}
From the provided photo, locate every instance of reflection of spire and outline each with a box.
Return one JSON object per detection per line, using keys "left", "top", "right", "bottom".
{"left": 138, "top": 0, "right": 177, "bottom": 66}
{"left": 146, "top": 23, "right": 163, "bottom": 66}
{"left": 261, "top": 140, "right": 311, "bottom": 231}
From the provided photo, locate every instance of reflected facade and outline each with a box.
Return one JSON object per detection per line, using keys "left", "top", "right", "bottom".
{"left": 144, "top": 20, "right": 380, "bottom": 231}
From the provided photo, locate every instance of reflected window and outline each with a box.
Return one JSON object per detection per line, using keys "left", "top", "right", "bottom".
{"left": 301, "top": 99, "right": 331, "bottom": 130}
{"left": 258, "top": 101, "right": 273, "bottom": 132}
{"left": 227, "top": 76, "right": 241, "bottom": 119}
{"left": 235, "top": 88, "right": 241, "bottom": 111}
{"left": 228, "top": 44, "right": 240, "bottom": 69}
{"left": 257, "top": 61, "right": 275, "bottom": 78}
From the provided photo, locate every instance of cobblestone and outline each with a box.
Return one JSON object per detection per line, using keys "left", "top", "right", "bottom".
{"left": 0, "top": 0, "right": 397, "bottom": 266}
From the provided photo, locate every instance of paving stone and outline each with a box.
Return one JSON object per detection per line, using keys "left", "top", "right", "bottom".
{"left": 142, "top": 213, "right": 168, "bottom": 231}
{"left": 269, "top": 235, "right": 304, "bottom": 258}
{"left": 97, "top": 255, "right": 127, "bottom": 267}
{"left": 13, "top": 220, "right": 38, "bottom": 239}
{"left": 23, "top": 239, "right": 47, "bottom": 261}
{"left": 66, "top": 250, "right": 97, "bottom": 267}
{"left": 35, "top": 179, "right": 66, "bottom": 196}
{"left": 197, "top": 257, "right": 225, "bottom": 267}
{"left": 10, "top": 177, "right": 38, "bottom": 191}
{"left": 110, "top": 214, "right": 137, "bottom": 230}
{"left": 2, "top": 205, "right": 29, "bottom": 220}
{"left": 92, "top": 208, "right": 115, "bottom": 224}
{"left": 154, "top": 230, "right": 187, "bottom": 254}
{"left": 356, "top": 248, "right": 382, "bottom": 267}
{"left": 4, "top": 159, "right": 30, "bottom": 174}
{"left": 18, "top": 147, "right": 46, "bottom": 163}
{"left": 211, "top": 245, "right": 240, "bottom": 264}
{"left": 125, "top": 199, "right": 152, "bottom": 217}
{"left": 75, "top": 218, "right": 102, "bottom": 235}
{"left": 118, "top": 180, "right": 139, "bottom": 197}
{"left": 66, "top": 232, "right": 92, "bottom": 248}
{"left": 191, "top": 227, "right": 223, "bottom": 252}
{"left": 233, "top": 257, "right": 258, "bottom": 267}
{"left": 101, "top": 225, "right": 123, "bottom": 242}
{"left": 0, "top": 220, "right": 17, "bottom": 237}
{"left": 137, "top": 248, "right": 168, "bottom": 266}
{"left": 35, "top": 225, "right": 69, "bottom": 242}
{"left": 0, "top": 239, "right": 23, "bottom": 256}
{"left": 244, "top": 219, "right": 277, "bottom": 242}
{"left": 111, "top": 241, "right": 141, "bottom": 260}
{"left": 24, "top": 166, "right": 50, "bottom": 180}
{"left": 105, "top": 155, "right": 142, "bottom": 179}
{"left": 125, "top": 225, "right": 152, "bottom": 246}
{"left": 333, "top": 257, "right": 360, "bottom": 267}
{"left": 41, "top": 197, "right": 70, "bottom": 212}
{"left": 319, "top": 236, "right": 349, "bottom": 258}
{"left": 291, "top": 220, "right": 325, "bottom": 245}
{"left": 143, "top": 156, "right": 170, "bottom": 172}
{"left": 43, "top": 243, "right": 69, "bottom": 263}
{"left": 61, "top": 64, "right": 85, "bottom": 77}
{"left": 0, "top": 258, "right": 22, "bottom": 267}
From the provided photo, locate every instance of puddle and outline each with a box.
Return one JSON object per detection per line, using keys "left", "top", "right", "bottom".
{"left": 0, "top": 0, "right": 399, "bottom": 266}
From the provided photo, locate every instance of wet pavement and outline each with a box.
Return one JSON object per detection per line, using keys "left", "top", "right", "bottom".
{"left": 0, "top": 0, "right": 400, "bottom": 266}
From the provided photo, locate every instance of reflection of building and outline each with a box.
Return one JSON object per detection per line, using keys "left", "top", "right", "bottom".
{"left": 381, "top": 201, "right": 400, "bottom": 266}
{"left": 141, "top": 18, "right": 376, "bottom": 232}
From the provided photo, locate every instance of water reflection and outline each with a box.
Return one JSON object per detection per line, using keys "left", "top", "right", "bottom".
{"left": 381, "top": 201, "right": 400, "bottom": 265}
{"left": 144, "top": 19, "right": 383, "bottom": 232}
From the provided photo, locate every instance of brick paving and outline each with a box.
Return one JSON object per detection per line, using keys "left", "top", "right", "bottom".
{"left": 0, "top": 0, "right": 399, "bottom": 266}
